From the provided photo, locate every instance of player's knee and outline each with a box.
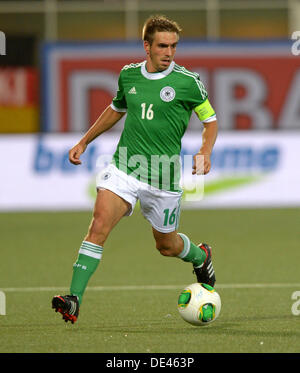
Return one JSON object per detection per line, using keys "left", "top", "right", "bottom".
{"left": 86, "top": 214, "right": 110, "bottom": 246}
{"left": 156, "top": 240, "right": 177, "bottom": 257}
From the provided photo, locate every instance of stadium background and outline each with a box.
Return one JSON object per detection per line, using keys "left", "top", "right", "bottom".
{"left": 0, "top": 0, "right": 300, "bottom": 354}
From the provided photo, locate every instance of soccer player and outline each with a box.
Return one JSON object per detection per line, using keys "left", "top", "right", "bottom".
{"left": 52, "top": 15, "right": 218, "bottom": 324}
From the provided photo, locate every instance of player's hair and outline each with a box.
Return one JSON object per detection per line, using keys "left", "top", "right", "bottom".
{"left": 142, "top": 15, "right": 182, "bottom": 45}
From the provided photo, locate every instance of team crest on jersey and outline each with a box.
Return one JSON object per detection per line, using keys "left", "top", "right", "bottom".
{"left": 160, "top": 86, "right": 176, "bottom": 102}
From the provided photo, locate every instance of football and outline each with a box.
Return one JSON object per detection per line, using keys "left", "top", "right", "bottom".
{"left": 177, "top": 283, "right": 221, "bottom": 326}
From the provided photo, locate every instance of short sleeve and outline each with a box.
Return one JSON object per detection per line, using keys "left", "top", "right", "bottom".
{"left": 111, "top": 72, "right": 127, "bottom": 112}
{"left": 186, "top": 74, "right": 208, "bottom": 110}
{"left": 186, "top": 74, "right": 217, "bottom": 123}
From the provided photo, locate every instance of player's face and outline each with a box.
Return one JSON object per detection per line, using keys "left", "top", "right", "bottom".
{"left": 144, "top": 31, "right": 178, "bottom": 72}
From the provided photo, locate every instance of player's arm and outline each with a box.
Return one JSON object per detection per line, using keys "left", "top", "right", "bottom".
{"left": 192, "top": 99, "right": 218, "bottom": 175}
{"left": 69, "top": 105, "right": 125, "bottom": 165}
{"left": 192, "top": 120, "right": 218, "bottom": 175}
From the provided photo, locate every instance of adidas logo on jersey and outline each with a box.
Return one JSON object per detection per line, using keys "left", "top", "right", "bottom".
{"left": 128, "top": 87, "right": 137, "bottom": 94}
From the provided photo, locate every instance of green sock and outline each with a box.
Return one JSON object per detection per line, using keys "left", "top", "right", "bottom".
{"left": 70, "top": 241, "right": 103, "bottom": 305}
{"left": 177, "top": 233, "right": 207, "bottom": 267}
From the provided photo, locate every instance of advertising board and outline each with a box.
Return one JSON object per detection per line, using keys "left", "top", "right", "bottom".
{"left": 42, "top": 41, "right": 299, "bottom": 133}
{"left": 1, "top": 132, "right": 299, "bottom": 211}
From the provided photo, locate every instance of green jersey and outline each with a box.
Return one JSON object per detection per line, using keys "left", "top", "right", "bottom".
{"left": 111, "top": 60, "right": 215, "bottom": 192}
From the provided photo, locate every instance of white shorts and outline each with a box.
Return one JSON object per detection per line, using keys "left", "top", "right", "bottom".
{"left": 96, "top": 164, "right": 182, "bottom": 233}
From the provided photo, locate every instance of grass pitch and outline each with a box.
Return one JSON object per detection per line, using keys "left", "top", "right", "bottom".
{"left": 0, "top": 208, "right": 299, "bottom": 353}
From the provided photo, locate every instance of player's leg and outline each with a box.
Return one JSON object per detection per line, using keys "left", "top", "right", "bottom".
{"left": 152, "top": 227, "right": 215, "bottom": 286}
{"left": 139, "top": 186, "right": 215, "bottom": 286}
{"left": 152, "top": 229, "right": 183, "bottom": 256}
{"left": 153, "top": 228, "right": 206, "bottom": 266}
{"left": 69, "top": 188, "right": 131, "bottom": 303}
{"left": 84, "top": 188, "right": 131, "bottom": 246}
{"left": 52, "top": 189, "right": 131, "bottom": 323}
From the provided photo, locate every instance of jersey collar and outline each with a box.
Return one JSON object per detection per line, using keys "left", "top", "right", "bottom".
{"left": 141, "top": 60, "right": 175, "bottom": 80}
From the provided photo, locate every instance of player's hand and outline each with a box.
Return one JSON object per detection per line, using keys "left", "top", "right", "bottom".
{"left": 192, "top": 152, "right": 211, "bottom": 175}
{"left": 69, "top": 142, "right": 87, "bottom": 165}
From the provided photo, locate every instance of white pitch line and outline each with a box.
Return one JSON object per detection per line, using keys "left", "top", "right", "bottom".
{"left": 1, "top": 283, "right": 300, "bottom": 293}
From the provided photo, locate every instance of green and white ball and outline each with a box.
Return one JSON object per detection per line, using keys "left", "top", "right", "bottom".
{"left": 177, "top": 283, "right": 221, "bottom": 326}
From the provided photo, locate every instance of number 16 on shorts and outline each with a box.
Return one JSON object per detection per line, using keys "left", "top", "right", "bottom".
{"left": 163, "top": 207, "right": 178, "bottom": 228}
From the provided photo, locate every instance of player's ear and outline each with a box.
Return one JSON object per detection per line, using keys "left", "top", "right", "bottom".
{"left": 143, "top": 40, "right": 150, "bottom": 56}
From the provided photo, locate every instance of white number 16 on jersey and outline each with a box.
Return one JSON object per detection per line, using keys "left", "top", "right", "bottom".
{"left": 141, "top": 103, "right": 154, "bottom": 120}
